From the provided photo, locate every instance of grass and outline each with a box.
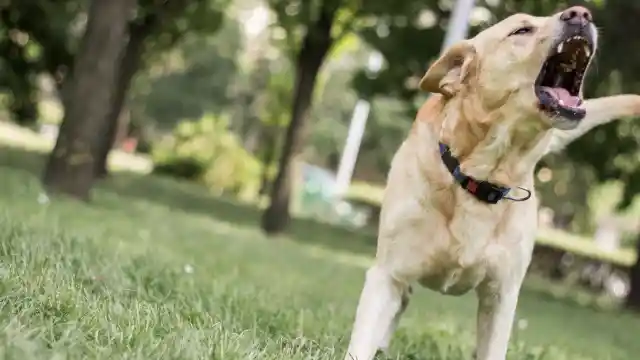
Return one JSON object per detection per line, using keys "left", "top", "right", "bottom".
{"left": 0, "top": 146, "right": 639, "bottom": 359}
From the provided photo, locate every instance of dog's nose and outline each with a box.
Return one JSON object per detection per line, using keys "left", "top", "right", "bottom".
{"left": 560, "top": 6, "right": 592, "bottom": 26}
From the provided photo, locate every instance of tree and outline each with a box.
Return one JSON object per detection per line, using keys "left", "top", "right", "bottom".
{"left": 42, "top": 0, "right": 136, "bottom": 199}
{"left": 261, "top": 0, "right": 362, "bottom": 234}
{"left": 0, "top": 0, "right": 228, "bottom": 178}
{"left": 93, "top": 0, "right": 189, "bottom": 178}
{"left": 93, "top": 0, "right": 226, "bottom": 178}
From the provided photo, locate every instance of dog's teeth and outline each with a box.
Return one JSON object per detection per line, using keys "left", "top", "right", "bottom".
{"left": 557, "top": 43, "right": 564, "bottom": 53}
{"left": 584, "top": 46, "right": 591, "bottom": 57}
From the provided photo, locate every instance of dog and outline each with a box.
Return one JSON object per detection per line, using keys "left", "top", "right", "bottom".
{"left": 344, "top": 6, "right": 640, "bottom": 360}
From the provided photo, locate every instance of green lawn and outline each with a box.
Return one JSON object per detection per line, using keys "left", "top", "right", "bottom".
{"left": 0, "top": 146, "right": 638, "bottom": 360}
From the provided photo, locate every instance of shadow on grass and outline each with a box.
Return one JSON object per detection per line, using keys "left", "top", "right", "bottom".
{"left": 0, "top": 145, "right": 377, "bottom": 256}
{"left": 106, "top": 172, "right": 378, "bottom": 255}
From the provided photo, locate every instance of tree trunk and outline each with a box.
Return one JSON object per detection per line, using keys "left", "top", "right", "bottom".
{"left": 92, "top": 0, "right": 189, "bottom": 178}
{"left": 93, "top": 22, "right": 149, "bottom": 178}
{"left": 260, "top": 6, "right": 336, "bottom": 235}
{"left": 259, "top": 125, "right": 279, "bottom": 196}
{"left": 625, "top": 233, "right": 640, "bottom": 311}
{"left": 42, "top": 0, "right": 135, "bottom": 200}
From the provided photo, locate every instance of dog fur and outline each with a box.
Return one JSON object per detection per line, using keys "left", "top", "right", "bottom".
{"left": 344, "top": 8, "right": 640, "bottom": 360}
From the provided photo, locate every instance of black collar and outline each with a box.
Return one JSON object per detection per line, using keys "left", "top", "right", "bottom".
{"left": 438, "top": 142, "right": 531, "bottom": 204}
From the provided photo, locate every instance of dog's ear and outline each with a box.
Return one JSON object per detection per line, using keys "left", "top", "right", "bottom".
{"left": 419, "top": 41, "right": 477, "bottom": 97}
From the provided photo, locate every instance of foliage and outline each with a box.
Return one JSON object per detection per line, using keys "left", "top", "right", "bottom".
{"left": 267, "top": 0, "right": 363, "bottom": 59}
{"left": 534, "top": 155, "right": 598, "bottom": 233}
{"left": 0, "top": 161, "right": 638, "bottom": 359}
{"left": 152, "top": 114, "right": 262, "bottom": 200}
{"left": 0, "top": 0, "right": 228, "bottom": 126}
{"left": 352, "top": 0, "right": 445, "bottom": 106}
{"left": 137, "top": 0, "right": 227, "bottom": 59}
{"left": 0, "top": 0, "right": 83, "bottom": 125}
{"left": 130, "top": 12, "right": 240, "bottom": 131}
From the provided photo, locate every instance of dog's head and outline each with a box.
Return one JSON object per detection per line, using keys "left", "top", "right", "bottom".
{"left": 420, "top": 6, "right": 597, "bottom": 130}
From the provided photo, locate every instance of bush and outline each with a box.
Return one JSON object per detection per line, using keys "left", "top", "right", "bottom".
{"left": 152, "top": 114, "right": 262, "bottom": 201}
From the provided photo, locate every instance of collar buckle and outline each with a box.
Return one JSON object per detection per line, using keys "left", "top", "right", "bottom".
{"left": 503, "top": 186, "right": 532, "bottom": 202}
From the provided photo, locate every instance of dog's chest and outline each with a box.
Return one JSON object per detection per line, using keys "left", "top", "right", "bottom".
{"left": 417, "top": 241, "right": 512, "bottom": 295}
{"left": 379, "top": 192, "right": 531, "bottom": 295}
{"left": 378, "top": 138, "right": 537, "bottom": 292}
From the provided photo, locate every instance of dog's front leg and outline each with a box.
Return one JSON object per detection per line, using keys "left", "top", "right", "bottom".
{"left": 344, "top": 265, "right": 409, "bottom": 360}
{"left": 547, "top": 94, "right": 640, "bottom": 153}
{"left": 473, "top": 279, "right": 522, "bottom": 360}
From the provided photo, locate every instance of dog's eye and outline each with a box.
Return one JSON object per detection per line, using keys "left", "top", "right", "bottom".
{"left": 509, "top": 26, "right": 534, "bottom": 36}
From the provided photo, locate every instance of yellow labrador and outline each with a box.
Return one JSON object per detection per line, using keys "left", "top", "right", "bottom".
{"left": 344, "top": 6, "right": 640, "bottom": 360}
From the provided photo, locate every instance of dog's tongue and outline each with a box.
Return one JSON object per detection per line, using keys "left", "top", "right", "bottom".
{"left": 540, "top": 86, "right": 581, "bottom": 107}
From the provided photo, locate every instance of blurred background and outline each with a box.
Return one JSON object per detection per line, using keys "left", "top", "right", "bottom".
{"left": 0, "top": 0, "right": 639, "bottom": 359}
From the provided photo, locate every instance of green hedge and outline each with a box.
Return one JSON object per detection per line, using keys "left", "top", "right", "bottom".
{"left": 152, "top": 114, "right": 262, "bottom": 201}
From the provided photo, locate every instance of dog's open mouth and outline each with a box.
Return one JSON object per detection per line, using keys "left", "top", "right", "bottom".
{"left": 535, "top": 35, "right": 593, "bottom": 122}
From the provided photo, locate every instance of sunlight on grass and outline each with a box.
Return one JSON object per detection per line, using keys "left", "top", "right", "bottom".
{"left": 0, "top": 121, "right": 152, "bottom": 174}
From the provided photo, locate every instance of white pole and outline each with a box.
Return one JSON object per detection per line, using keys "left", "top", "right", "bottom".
{"left": 333, "top": 52, "right": 382, "bottom": 197}
{"left": 441, "top": 0, "right": 477, "bottom": 52}
{"left": 334, "top": 99, "right": 371, "bottom": 196}
{"left": 334, "top": 0, "right": 476, "bottom": 198}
